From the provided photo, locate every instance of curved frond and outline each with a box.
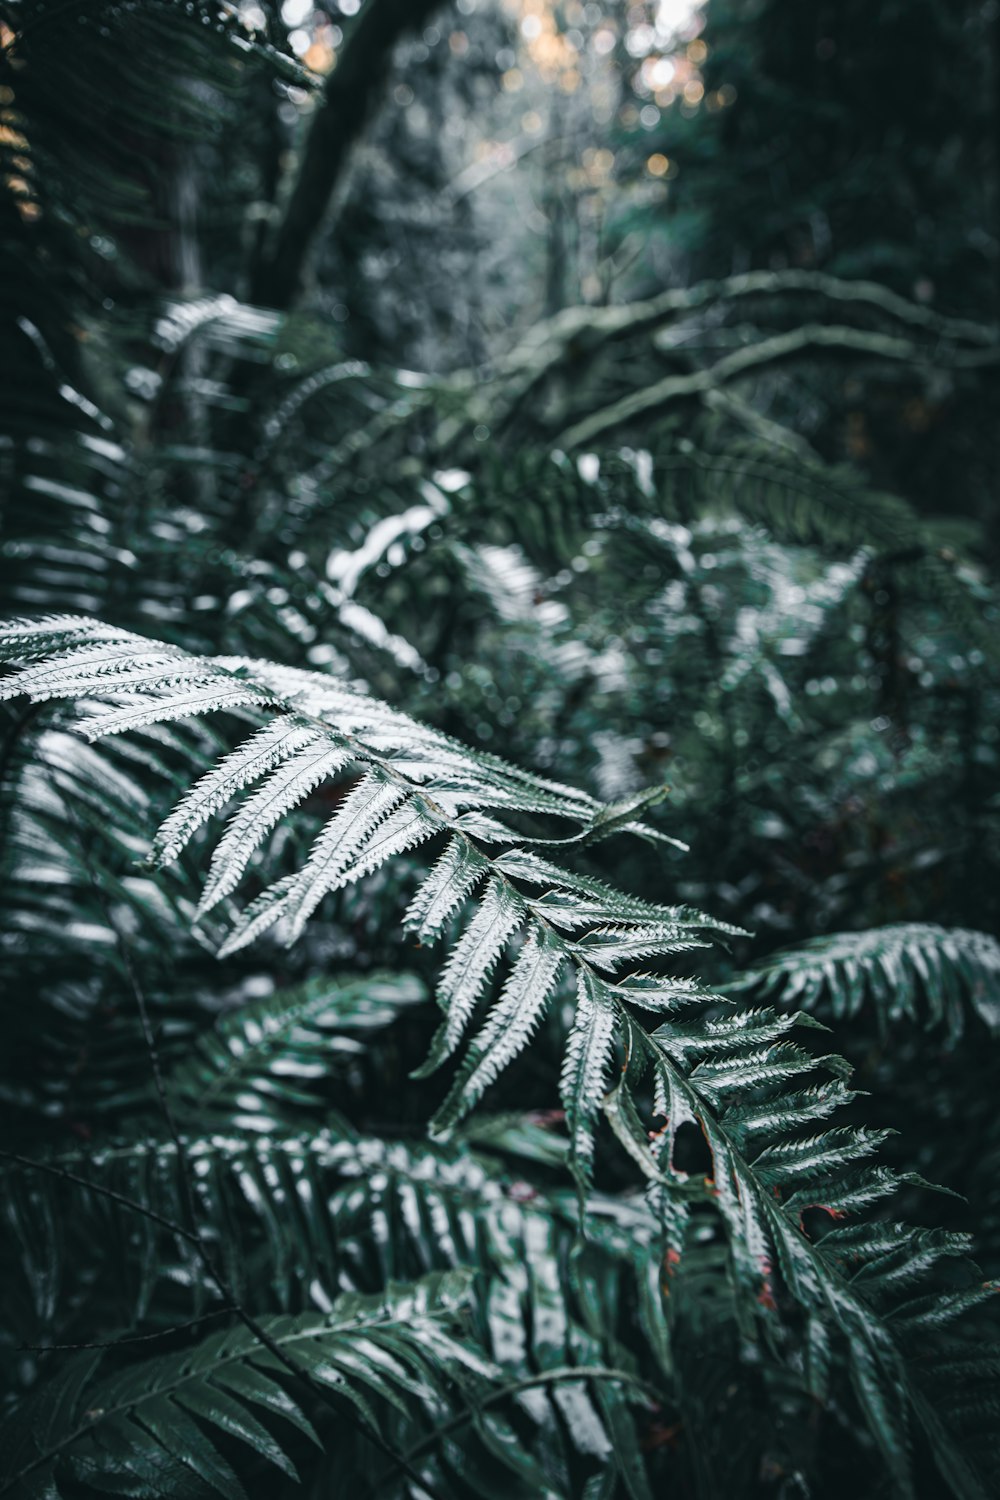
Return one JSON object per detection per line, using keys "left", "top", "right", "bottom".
{"left": 1, "top": 1272, "right": 503, "bottom": 1500}
{"left": 1, "top": 1128, "right": 660, "bottom": 1497}
{"left": 732, "top": 925, "right": 1000, "bottom": 1040}
{"left": 169, "top": 972, "right": 426, "bottom": 1132}
{"left": 3, "top": 617, "right": 998, "bottom": 1499}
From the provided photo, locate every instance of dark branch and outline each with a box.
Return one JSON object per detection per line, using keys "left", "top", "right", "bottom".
{"left": 554, "top": 323, "right": 1000, "bottom": 452}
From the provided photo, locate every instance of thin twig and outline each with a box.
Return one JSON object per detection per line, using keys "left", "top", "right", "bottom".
{"left": 18, "top": 1307, "right": 236, "bottom": 1353}
{"left": 554, "top": 323, "right": 1000, "bottom": 452}
{"left": 0, "top": 1147, "right": 202, "bottom": 1245}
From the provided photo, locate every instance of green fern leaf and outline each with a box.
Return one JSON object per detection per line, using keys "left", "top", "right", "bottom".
{"left": 732, "top": 925, "right": 1000, "bottom": 1039}
{"left": 413, "top": 877, "right": 527, "bottom": 1077}
{"left": 433, "top": 926, "right": 565, "bottom": 1133}
{"left": 559, "top": 970, "right": 618, "bottom": 1187}
{"left": 3, "top": 617, "right": 998, "bottom": 1500}
{"left": 169, "top": 972, "right": 425, "bottom": 1131}
{"left": 280, "top": 779, "right": 432, "bottom": 942}
{"left": 3, "top": 1273, "right": 494, "bottom": 1500}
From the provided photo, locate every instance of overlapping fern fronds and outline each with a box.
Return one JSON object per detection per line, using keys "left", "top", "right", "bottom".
{"left": 0, "top": 1270, "right": 521, "bottom": 1500}
{"left": 447, "top": 434, "right": 997, "bottom": 664}
{"left": 2, "top": 1126, "right": 662, "bottom": 1498}
{"left": 3, "top": 615, "right": 999, "bottom": 1499}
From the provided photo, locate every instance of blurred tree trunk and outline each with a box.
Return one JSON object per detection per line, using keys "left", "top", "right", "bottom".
{"left": 250, "top": 0, "right": 443, "bottom": 310}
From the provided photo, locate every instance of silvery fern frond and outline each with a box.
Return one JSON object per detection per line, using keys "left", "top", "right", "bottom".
{"left": 2, "top": 614, "right": 998, "bottom": 1500}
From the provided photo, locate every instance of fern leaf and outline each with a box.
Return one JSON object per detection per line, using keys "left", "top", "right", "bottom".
{"left": 279, "top": 778, "right": 430, "bottom": 942}
{"left": 581, "top": 924, "right": 715, "bottom": 970}
{"left": 594, "top": 973, "right": 715, "bottom": 1013}
{"left": 5, "top": 1273, "right": 493, "bottom": 1500}
{"left": 846, "top": 1331, "right": 914, "bottom": 1493}
{"left": 413, "top": 876, "right": 527, "bottom": 1079}
{"left": 688, "top": 1040, "right": 834, "bottom": 1104}
{"left": 170, "top": 972, "right": 425, "bottom": 1131}
{"left": 559, "top": 970, "right": 618, "bottom": 1186}
{"left": 83, "top": 682, "right": 272, "bottom": 739}
{"left": 732, "top": 924, "right": 1000, "bottom": 1039}
{"left": 0, "top": 641, "right": 192, "bottom": 701}
{"left": 403, "top": 835, "right": 490, "bottom": 940}
{"left": 3, "top": 618, "right": 998, "bottom": 1500}
{"left": 216, "top": 876, "right": 298, "bottom": 957}
{"left": 493, "top": 849, "right": 746, "bottom": 934}
{"left": 602, "top": 1075, "right": 673, "bottom": 1185}
{"left": 653, "top": 1006, "right": 826, "bottom": 1063}
{"left": 196, "top": 740, "right": 352, "bottom": 916}
{"left": 751, "top": 1127, "right": 890, "bottom": 1188}
{"left": 433, "top": 925, "right": 565, "bottom": 1133}
{"left": 739, "top": 1079, "right": 858, "bottom": 1143}
{"left": 152, "top": 718, "right": 320, "bottom": 866}
{"left": 0, "top": 615, "right": 134, "bottom": 663}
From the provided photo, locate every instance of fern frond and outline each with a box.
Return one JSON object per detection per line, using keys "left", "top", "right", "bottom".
{"left": 2, "top": 617, "right": 998, "bottom": 1499}
{"left": 415, "top": 876, "right": 527, "bottom": 1076}
{"left": 279, "top": 774, "right": 426, "bottom": 943}
{"left": 732, "top": 924, "right": 1000, "bottom": 1039}
{"left": 1, "top": 1127, "right": 661, "bottom": 1496}
{"left": 195, "top": 737, "right": 352, "bottom": 917}
{"left": 438, "top": 435, "right": 997, "bottom": 671}
{"left": 1, "top": 1272, "right": 495, "bottom": 1500}
{"left": 560, "top": 971, "right": 618, "bottom": 1188}
{"left": 152, "top": 720, "right": 323, "bottom": 867}
{"left": 404, "top": 835, "right": 490, "bottom": 940}
{"left": 433, "top": 926, "right": 565, "bottom": 1132}
{"left": 169, "top": 972, "right": 426, "bottom": 1133}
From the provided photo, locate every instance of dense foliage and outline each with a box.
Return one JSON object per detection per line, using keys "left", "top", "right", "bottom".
{"left": 1, "top": 2, "right": 999, "bottom": 1498}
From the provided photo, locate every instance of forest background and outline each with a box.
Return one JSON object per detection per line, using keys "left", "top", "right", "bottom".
{"left": 1, "top": 1, "right": 1000, "bottom": 1497}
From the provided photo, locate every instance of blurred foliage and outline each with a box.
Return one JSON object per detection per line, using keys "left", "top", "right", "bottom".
{"left": 1, "top": 1, "right": 999, "bottom": 1498}
{"left": 632, "top": 0, "right": 1000, "bottom": 543}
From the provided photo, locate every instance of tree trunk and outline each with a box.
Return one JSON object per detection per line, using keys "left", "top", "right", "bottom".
{"left": 250, "top": 0, "right": 443, "bottom": 310}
